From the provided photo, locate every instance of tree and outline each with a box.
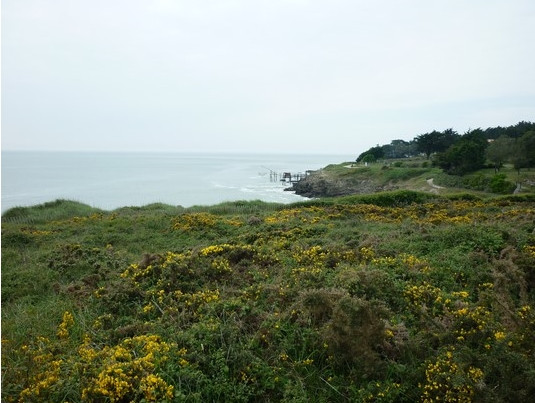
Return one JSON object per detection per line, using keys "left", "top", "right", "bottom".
{"left": 521, "top": 130, "right": 535, "bottom": 167}
{"left": 357, "top": 145, "right": 384, "bottom": 162}
{"left": 486, "top": 136, "right": 514, "bottom": 173}
{"left": 440, "top": 128, "right": 460, "bottom": 149}
{"left": 511, "top": 130, "right": 535, "bottom": 174}
{"left": 360, "top": 153, "right": 377, "bottom": 163}
{"left": 386, "top": 140, "right": 415, "bottom": 159}
{"left": 415, "top": 129, "right": 459, "bottom": 159}
{"left": 506, "top": 121, "right": 535, "bottom": 138}
{"left": 483, "top": 121, "right": 535, "bottom": 140}
{"left": 415, "top": 131, "right": 440, "bottom": 159}
{"left": 436, "top": 129, "right": 487, "bottom": 175}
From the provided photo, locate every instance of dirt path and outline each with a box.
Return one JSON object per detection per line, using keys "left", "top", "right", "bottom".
{"left": 426, "top": 178, "right": 444, "bottom": 189}
{"left": 426, "top": 178, "right": 445, "bottom": 194}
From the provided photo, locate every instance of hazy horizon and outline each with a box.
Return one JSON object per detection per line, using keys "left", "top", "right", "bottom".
{"left": 2, "top": 1, "right": 535, "bottom": 154}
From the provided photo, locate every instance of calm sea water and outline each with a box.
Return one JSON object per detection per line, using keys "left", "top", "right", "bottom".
{"left": 1, "top": 152, "right": 352, "bottom": 212}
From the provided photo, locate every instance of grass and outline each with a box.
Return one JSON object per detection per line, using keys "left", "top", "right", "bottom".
{"left": 2, "top": 193, "right": 535, "bottom": 401}
{"left": 1, "top": 199, "right": 103, "bottom": 224}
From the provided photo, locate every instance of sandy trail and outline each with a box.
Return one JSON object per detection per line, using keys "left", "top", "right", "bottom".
{"left": 426, "top": 178, "right": 444, "bottom": 189}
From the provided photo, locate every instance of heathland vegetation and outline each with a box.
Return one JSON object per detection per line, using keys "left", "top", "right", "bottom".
{"left": 2, "top": 190, "right": 535, "bottom": 401}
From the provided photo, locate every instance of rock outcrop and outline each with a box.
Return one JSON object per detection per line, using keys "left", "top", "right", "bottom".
{"left": 288, "top": 170, "right": 398, "bottom": 198}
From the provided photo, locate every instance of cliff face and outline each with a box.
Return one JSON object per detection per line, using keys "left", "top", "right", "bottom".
{"left": 289, "top": 169, "right": 398, "bottom": 198}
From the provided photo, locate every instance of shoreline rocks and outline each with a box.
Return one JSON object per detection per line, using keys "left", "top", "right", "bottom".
{"left": 287, "top": 170, "right": 398, "bottom": 198}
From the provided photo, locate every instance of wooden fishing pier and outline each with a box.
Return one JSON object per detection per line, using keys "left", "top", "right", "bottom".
{"left": 262, "top": 167, "right": 313, "bottom": 184}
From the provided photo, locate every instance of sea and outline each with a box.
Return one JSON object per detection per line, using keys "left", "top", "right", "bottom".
{"left": 1, "top": 151, "right": 353, "bottom": 213}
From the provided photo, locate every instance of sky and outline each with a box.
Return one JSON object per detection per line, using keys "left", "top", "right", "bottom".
{"left": 2, "top": 0, "right": 535, "bottom": 155}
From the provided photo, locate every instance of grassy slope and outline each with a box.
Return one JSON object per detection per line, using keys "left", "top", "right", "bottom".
{"left": 303, "top": 158, "right": 535, "bottom": 197}
{"left": 2, "top": 194, "right": 535, "bottom": 402}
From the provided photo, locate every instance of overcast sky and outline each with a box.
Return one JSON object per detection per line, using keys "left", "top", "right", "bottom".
{"left": 2, "top": 0, "right": 534, "bottom": 155}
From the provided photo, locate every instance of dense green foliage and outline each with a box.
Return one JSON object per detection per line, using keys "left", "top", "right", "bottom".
{"left": 356, "top": 121, "right": 535, "bottom": 176}
{"left": 435, "top": 129, "right": 488, "bottom": 175}
{"left": 357, "top": 145, "right": 385, "bottom": 163}
{"left": 511, "top": 131, "right": 535, "bottom": 173}
{"left": 2, "top": 195, "right": 535, "bottom": 402}
{"left": 483, "top": 121, "right": 535, "bottom": 139}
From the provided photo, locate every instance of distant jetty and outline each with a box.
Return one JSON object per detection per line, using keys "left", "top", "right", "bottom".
{"left": 262, "top": 167, "right": 313, "bottom": 184}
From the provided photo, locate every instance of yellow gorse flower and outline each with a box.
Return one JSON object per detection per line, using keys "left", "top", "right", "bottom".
{"left": 57, "top": 311, "right": 74, "bottom": 339}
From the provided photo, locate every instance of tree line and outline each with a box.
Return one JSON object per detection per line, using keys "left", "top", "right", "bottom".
{"left": 356, "top": 121, "right": 535, "bottom": 175}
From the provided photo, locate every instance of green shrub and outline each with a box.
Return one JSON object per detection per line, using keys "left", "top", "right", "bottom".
{"left": 351, "top": 190, "right": 438, "bottom": 207}
{"left": 489, "top": 174, "right": 516, "bottom": 194}
{"left": 322, "top": 295, "right": 388, "bottom": 373}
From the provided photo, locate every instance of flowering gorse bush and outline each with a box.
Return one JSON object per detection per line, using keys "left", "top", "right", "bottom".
{"left": 172, "top": 212, "right": 242, "bottom": 231}
{"left": 79, "top": 334, "right": 178, "bottom": 402}
{"left": 421, "top": 349, "right": 484, "bottom": 402}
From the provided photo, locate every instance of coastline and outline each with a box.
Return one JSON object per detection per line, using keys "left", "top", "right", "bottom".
{"left": 2, "top": 151, "right": 352, "bottom": 213}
